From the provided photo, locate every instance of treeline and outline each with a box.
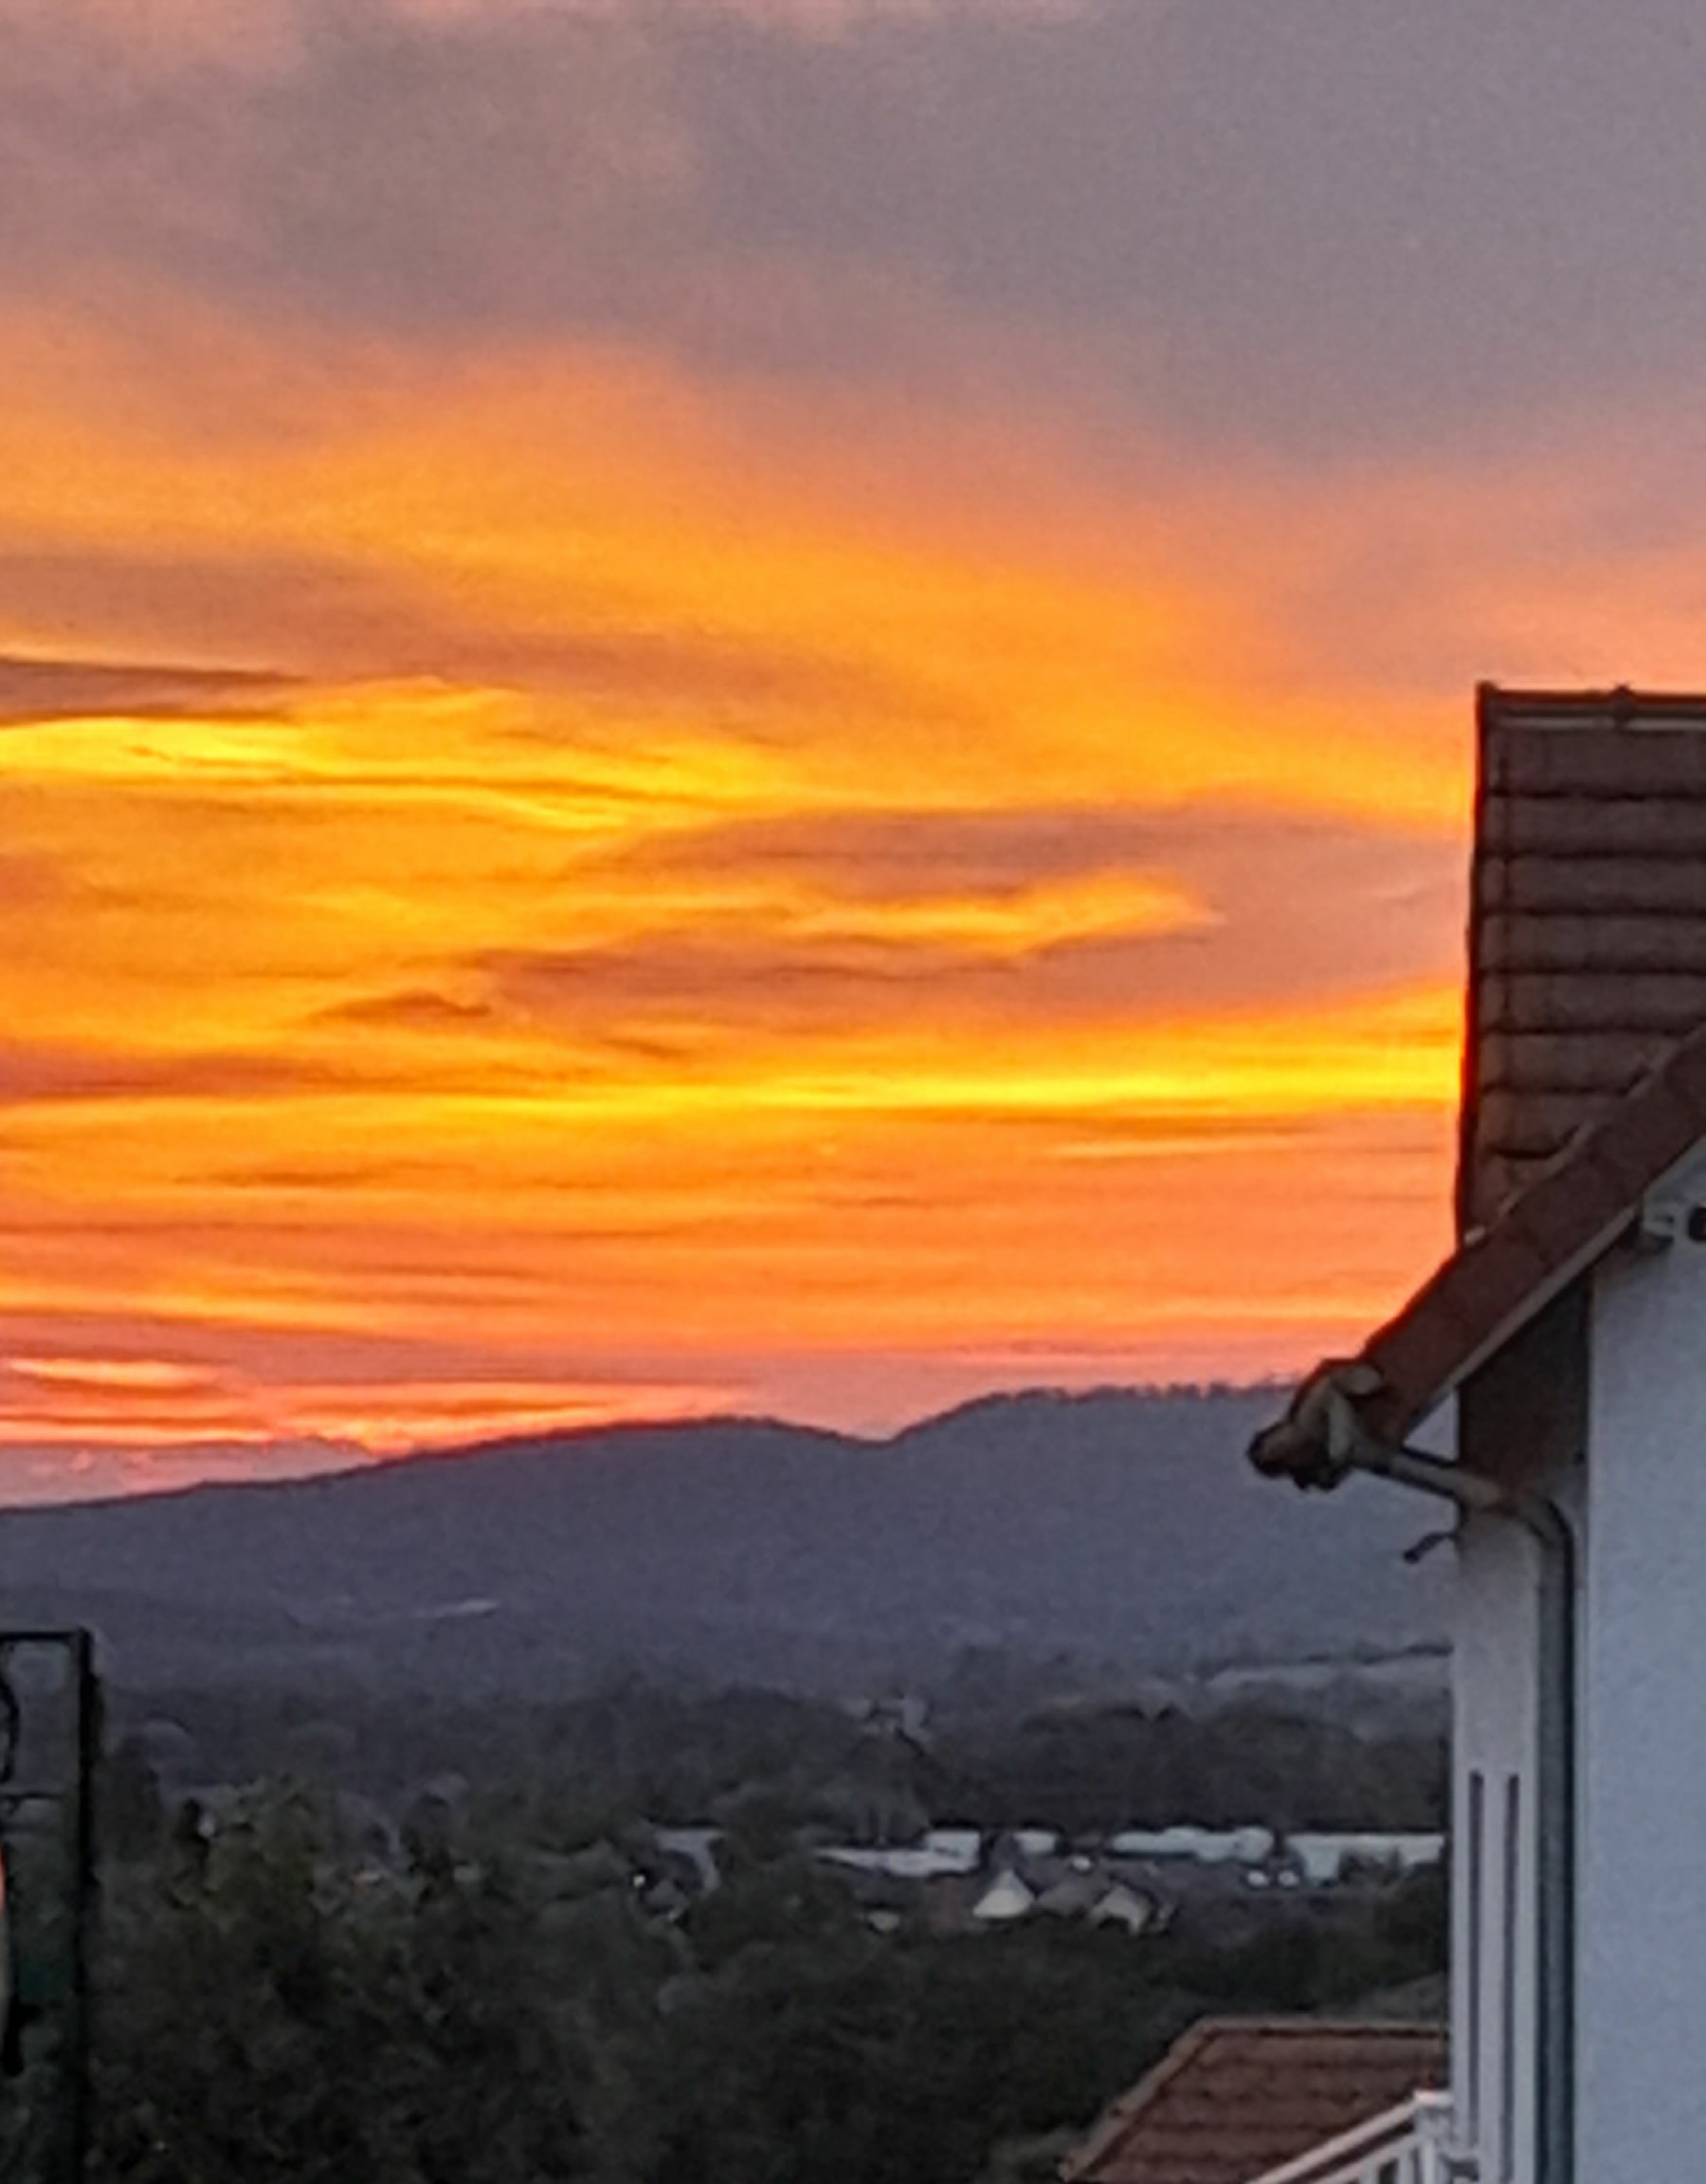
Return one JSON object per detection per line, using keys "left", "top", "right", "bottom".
{"left": 940, "top": 1703, "right": 1445, "bottom": 1836}
{"left": 77, "top": 1778, "right": 1446, "bottom": 2184}
{"left": 109, "top": 1676, "right": 1445, "bottom": 1841}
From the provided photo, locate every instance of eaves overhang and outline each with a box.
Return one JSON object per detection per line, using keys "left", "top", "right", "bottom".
{"left": 1250, "top": 1010, "right": 1706, "bottom": 1489}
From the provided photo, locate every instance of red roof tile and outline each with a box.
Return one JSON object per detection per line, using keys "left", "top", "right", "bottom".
{"left": 1061, "top": 2019, "right": 1445, "bottom": 2184}
{"left": 1463, "top": 685, "right": 1706, "bottom": 1230}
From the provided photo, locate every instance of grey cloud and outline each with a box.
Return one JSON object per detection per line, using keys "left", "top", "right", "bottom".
{"left": 474, "top": 802, "right": 1460, "bottom": 1045}
{"left": 576, "top": 798, "right": 1458, "bottom": 937}
{"left": 9, "top": 1, "right": 1706, "bottom": 451}
{"left": 680, "top": 0, "right": 1706, "bottom": 451}
{"left": 0, "top": 1, "right": 698, "bottom": 338}
{"left": 481, "top": 932, "right": 1009, "bottom": 1051}
{"left": 578, "top": 804, "right": 1166, "bottom": 897}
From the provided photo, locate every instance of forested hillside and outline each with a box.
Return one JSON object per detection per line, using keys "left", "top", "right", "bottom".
{"left": 0, "top": 1389, "right": 1443, "bottom": 1698}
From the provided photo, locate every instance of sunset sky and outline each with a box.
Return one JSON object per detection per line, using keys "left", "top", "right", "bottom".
{"left": 9, "top": 0, "right": 1706, "bottom": 1497}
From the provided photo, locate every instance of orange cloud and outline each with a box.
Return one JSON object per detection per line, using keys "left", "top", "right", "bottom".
{"left": 0, "top": 294, "right": 1495, "bottom": 1475}
{"left": 8, "top": 1356, "right": 221, "bottom": 1392}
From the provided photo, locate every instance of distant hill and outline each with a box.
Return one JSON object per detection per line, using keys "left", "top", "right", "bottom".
{"left": 0, "top": 1389, "right": 1444, "bottom": 1699}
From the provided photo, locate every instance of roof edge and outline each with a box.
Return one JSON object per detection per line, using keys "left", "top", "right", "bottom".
{"left": 1252, "top": 1011, "right": 1706, "bottom": 1490}
{"left": 1058, "top": 2018, "right": 1446, "bottom": 2184}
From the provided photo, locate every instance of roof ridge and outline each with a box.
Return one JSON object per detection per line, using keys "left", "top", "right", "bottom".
{"left": 1481, "top": 681, "right": 1706, "bottom": 719}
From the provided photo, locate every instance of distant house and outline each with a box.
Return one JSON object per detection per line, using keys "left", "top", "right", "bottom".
{"left": 820, "top": 1840, "right": 981, "bottom": 1883}
{"left": 651, "top": 1826, "right": 723, "bottom": 1896}
{"left": 1108, "top": 1825, "right": 1275, "bottom": 1866}
{"left": 1086, "top": 1881, "right": 1163, "bottom": 1937}
{"left": 820, "top": 1817, "right": 1424, "bottom": 1944}
{"left": 967, "top": 1852, "right": 1168, "bottom": 1936}
{"left": 1249, "top": 686, "right": 1706, "bottom": 2180}
{"left": 1283, "top": 1833, "right": 1444, "bottom": 1889}
{"left": 1095, "top": 1825, "right": 1440, "bottom": 1892}
{"left": 971, "top": 1869, "right": 1037, "bottom": 1923}
{"left": 1061, "top": 2019, "right": 1447, "bottom": 2184}
{"left": 1033, "top": 1870, "right": 1107, "bottom": 1920}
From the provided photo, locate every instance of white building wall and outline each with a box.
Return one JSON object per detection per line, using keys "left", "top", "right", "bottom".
{"left": 1578, "top": 1228, "right": 1706, "bottom": 2179}
{"left": 1452, "top": 1512, "right": 1541, "bottom": 2184}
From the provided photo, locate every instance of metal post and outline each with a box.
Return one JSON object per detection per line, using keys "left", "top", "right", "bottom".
{"left": 64, "top": 1631, "right": 97, "bottom": 2184}
{"left": 0, "top": 1629, "right": 100, "bottom": 2184}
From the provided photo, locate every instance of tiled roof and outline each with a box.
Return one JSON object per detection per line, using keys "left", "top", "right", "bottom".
{"left": 1249, "top": 686, "right": 1706, "bottom": 1488}
{"left": 1250, "top": 1012, "right": 1706, "bottom": 1482}
{"left": 1060, "top": 2018, "right": 1445, "bottom": 2184}
{"left": 1463, "top": 685, "right": 1706, "bottom": 1230}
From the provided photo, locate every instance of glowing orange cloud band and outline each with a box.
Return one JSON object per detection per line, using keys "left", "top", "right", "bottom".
{"left": 0, "top": 300, "right": 1477, "bottom": 1483}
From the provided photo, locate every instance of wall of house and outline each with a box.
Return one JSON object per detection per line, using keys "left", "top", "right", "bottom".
{"left": 1452, "top": 1287, "right": 1588, "bottom": 2184}
{"left": 1451, "top": 1510, "right": 1541, "bottom": 2184}
{"left": 1578, "top": 1218, "right": 1706, "bottom": 2178}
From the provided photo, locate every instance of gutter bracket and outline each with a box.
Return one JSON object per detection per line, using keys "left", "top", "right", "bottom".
{"left": 1638, "top": 1192, "right": 1688, "bottom": 1247}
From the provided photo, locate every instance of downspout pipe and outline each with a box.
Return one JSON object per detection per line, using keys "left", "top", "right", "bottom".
{"left": 1519, "top": 1494, "right": 1575, "bottom": 2184}
{"left": 1316, "top": 1413, "right": 1576, "bottom": 2184}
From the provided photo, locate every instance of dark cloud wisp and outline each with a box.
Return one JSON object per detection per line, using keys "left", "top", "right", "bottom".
{"left": 0, "top": 651, "right": 298, "bottom": 728}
